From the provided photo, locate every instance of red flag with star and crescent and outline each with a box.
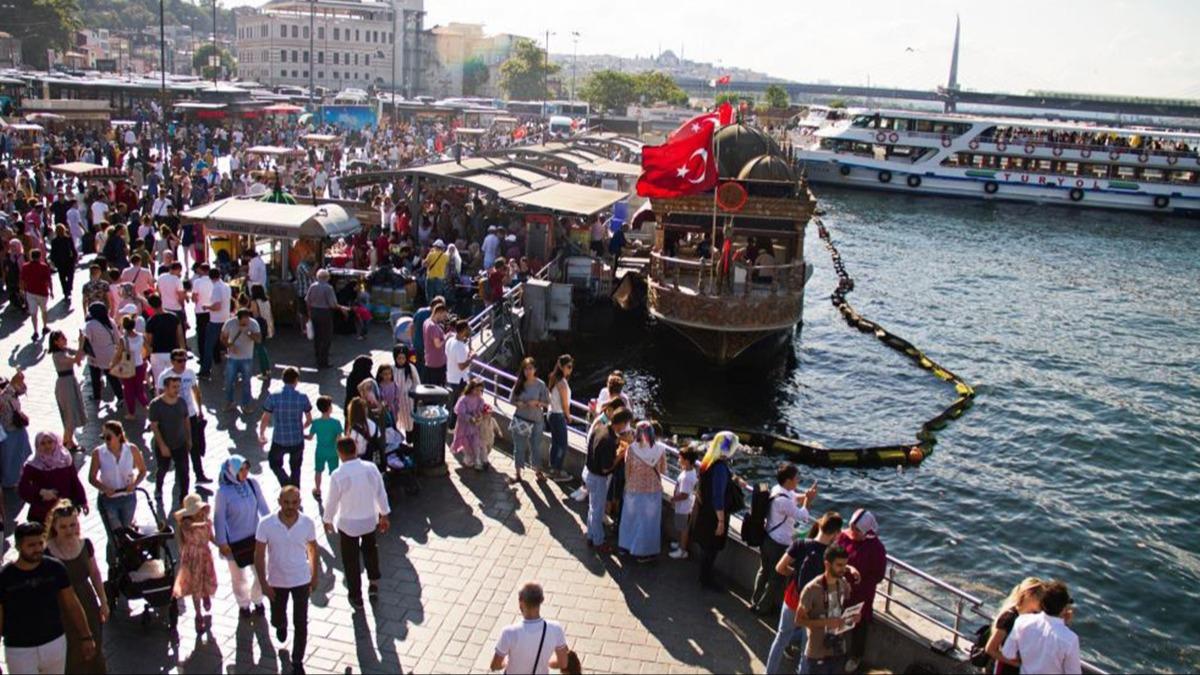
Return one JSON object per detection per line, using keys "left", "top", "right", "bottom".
{"left": 636, "top": 111, "right": 724, "bottom": 198}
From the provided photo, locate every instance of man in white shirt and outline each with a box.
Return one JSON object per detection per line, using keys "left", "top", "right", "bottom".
{"left": 255, "top": 486, "right": 317, "bottom": 675}
{"left": 157, "top": 261, "right": 186, "bottom": 320}
{"left": 203, "top": 267, "right": 231, "bottom": 378}
{"left": 751, "top": 463, "right": 817, "bottom": 616}
{"left": 155, "top": 348, "right": 209, "bottom": 483}
{"left": 89, "top": 196, "right": 108, "bottom": 228}
{"left": 489, "top": 583, "right": 569, "bottom": 675}
{"left": 444, "top": 319, "right": 474, "bottom": 429}
{"left": 482, "top": 226, "right": 501, "bottom": 269}
{"left": 323, "top": 437, "right": 390, "bottom": 609}
{"left": 66, "top": 203, "right": 83, "bottom": 249}
{"left": 151, "top": 194, "right": 170, "bottom": 221}
{"left": 191, "top": 263, "right": 215, "bottom": 377}
{"left": 247, "top": 250, "right": 268, "bottom": 290}
{"left": 1001, "top": 581, "right": 1081, "bottom": 675}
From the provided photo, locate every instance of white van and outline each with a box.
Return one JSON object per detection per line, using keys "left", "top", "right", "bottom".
{"left": 548, "top": 115, "right": 574, "bottom": 139}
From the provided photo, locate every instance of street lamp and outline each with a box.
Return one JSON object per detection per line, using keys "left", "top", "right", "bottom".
{"left": 308, "top": 0, "right": 314, "bottom": 109}
{"left": 542, "top": 30, "right": 555, "bottom": 117}
{"left": 211, "top": 0, "right": 218, "bottom": 87}
{"left": 570, "top": 31, "right": 580, "bottom": 103}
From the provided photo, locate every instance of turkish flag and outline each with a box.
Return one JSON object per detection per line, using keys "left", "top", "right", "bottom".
{"left": 637, "top": 113, "right": 719, "bottom": 198}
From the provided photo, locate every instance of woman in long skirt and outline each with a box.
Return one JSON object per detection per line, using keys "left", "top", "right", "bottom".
{"left": 50, "top": 330, "right": 88, "bottom": 451}
{"left": 0, "top": 371, "right": 33, "bottom": 488}
{"left": 618, "top": 421, "right": 668, "bottom": 562}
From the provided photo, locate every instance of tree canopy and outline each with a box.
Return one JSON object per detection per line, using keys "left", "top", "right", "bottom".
{"left": 499, "top": 38, "right": 560, "bottom": 101}
{"left": 579, "top": 70, "right": 690, "bottom": 113}
{"left": 715, "top": 92, "right": 755, "bottom": 110}
{"left": 462, "top": 57, "right": 490, "bottom": 97}
{"left": 9, "top": 0, "right": 82, "bottom": 69}
{"left": 193, "top": 43, "right": 234, "bottom": 79}
{"left": 78, "top": 0, "right": 236, "bottom": 35}
{"left": 764, "top": 84, "right": 790, "bottom": 109}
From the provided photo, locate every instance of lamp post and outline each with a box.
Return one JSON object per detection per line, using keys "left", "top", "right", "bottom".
{"left": 542, "top": 30, "right": 554, "bottom": 117}
{"left": 211, "top": 0, "right": 218, "bottom": 87}
{"left": 570, "top": 31, "right": 580, "bottom": 103}
{"left": 391, "top": 8, "right": 398, "bottom": 124}
{"left": 159, "top": 0, "right": 168, "bottom": 156}
{"left": 308, "top": 0, "right": 315, "bottom": 109}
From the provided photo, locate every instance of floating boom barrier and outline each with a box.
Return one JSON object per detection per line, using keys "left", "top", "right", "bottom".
{"left": 664, "top": 218, "right": 976, "bottom": 469}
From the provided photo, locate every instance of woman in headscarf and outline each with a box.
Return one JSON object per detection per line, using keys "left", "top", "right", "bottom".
{"left": 835, "top": 508, "right": 888, "bottom": 672}
{"left": 0, "top": 370, "right": 33, "bottom": 488}
{"left": 18, "top": 431, "right": 88, "bottom": 524}
{"left": 213, "top": 455, "right": 269, "bottom": 619}
{"left": 618, "top": 421, "right": 669, "bottom": 562}
{"left": 343, "top": 356, "right": 375, "bottom": 422}
{"left": 391, "top": 344, "right": 421, "bottom": 433}
{"left": 83, "top": 301, "right": 124, "bottom": 404}
{"left": 693, "top": 431, "right": 742, "bottom": 590}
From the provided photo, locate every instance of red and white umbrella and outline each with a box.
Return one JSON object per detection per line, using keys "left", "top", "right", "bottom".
{"left": 261, "top": 104, "right": 305, "bottom": 115}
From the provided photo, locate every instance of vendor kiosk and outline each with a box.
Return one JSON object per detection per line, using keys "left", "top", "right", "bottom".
{"left": 181, "top": 197, "right": 361, "bottom": 327}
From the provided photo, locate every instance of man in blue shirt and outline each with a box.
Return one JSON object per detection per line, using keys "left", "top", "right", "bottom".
{"left": 259, "top": 367, "right": 313, "bottom": 489}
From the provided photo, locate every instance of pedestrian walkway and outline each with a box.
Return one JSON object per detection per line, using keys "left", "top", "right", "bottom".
{"left": 0, "top": 270, "right": 773, "bottom": 673}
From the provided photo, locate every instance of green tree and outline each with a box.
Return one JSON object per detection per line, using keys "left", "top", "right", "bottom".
{"left": 579, "top": 70, "right": 638, "bottom": 113}
{"left": 499, "top": 38, "right": 559, "bottom": 101}
{"left": 10, "top": 0, "right": 81, "bottom": 69}
{"left": 462, "top": 57, "right": 490, "bottom": 97}
{"left": 193, "top": 43, "right": 235, "bottom": 79}
{"left": 764, "top": 84, "right": 790, "bottom": 109}
{"left": 634, "top": 71, "right": 689, "bottom": 106}
{"left": 827, "top": 98, "right": 847, "bottom": 109}
{"left": 716, "top": 92, "right": 755, "bottom": 110}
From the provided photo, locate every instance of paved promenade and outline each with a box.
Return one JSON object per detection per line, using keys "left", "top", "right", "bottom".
{"left": 0, "top": 269, "right": 775, "bottom": 673}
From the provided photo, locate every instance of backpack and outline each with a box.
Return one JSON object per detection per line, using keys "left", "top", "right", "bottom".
{"left": 740, "top": 483, "right": 785, "bottom": 547}
{"left": 968, "top": 622, "right": 993, "bottom": 668}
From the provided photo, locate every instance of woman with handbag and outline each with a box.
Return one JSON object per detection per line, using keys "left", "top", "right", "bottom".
{"left": 0, "top": 370, "right": 33, "bottom": 489}
{"left": 112, "top": 314, "right": 149, "bottom": 420}
{"left": 508, "top": 357, "right": 550, "bottom": 485}
{"left": 83, "top": 302, "right": 124, "bottom": 405}
{"left": 618, "top": 421, "right": 669, "bottom": 563}
{"left": 213, "top": 455, "right": 269, "bottom": 619}
{"left": 391, "top": 345, "right": 421, "bottom": 433}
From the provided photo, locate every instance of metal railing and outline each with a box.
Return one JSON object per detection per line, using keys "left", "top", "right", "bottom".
{"left": 650, "top": 251, "right": 809, "bottom": 298}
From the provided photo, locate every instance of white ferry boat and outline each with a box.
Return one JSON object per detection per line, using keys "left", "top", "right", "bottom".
{"left": 794, "top": 109, "right": 1200, "bottom": 216}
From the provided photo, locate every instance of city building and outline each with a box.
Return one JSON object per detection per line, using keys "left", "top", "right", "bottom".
{"left": 0, "top": 32, "right": 22, "bottom": 69}
{"left": 425, "top": 22, "right": 527, "bottom": 99}
{"left": 233, "top": 0, "right": 425, "bottom": 94}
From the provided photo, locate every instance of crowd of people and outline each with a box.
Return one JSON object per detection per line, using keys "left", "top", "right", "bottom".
{"left": 979, "top": 125, "right": 1194, "bottom": 154}
{"left": 0, "top": 106, "right": 1087, "bottom": 675}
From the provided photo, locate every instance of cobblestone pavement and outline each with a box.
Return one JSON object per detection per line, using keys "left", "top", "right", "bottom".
{"left": 0, "top": 267, "right": 774, "bottom": 673}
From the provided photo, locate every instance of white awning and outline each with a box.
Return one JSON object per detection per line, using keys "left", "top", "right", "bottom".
{"left": 182, "top": 198, "right": 359, "bottom": 240}
{"left": 245, "top": 145, "right": 306, "bottom": 157}
{"left": 508, "top": 183, "right": 626, "bottom": 216}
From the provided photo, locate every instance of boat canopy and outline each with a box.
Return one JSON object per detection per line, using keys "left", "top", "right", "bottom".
{"left": 182, "top": 197, "right": 360, "bottom": 240}
{"left": 50, "top": 161, "right": 128, "bottom": 179}
{"left": 245, "top": 145, "right": 306, "bottom": 157}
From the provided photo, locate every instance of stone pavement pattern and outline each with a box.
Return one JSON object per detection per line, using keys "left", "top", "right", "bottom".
{"left": 0, "top": 270, "right": 774, "bottom": 673}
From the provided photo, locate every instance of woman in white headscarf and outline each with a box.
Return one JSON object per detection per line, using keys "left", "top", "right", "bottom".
{"left": 618, "top": 421, "right": 668, "bottom": 561}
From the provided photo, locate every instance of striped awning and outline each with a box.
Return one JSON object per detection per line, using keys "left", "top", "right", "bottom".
{"left": 49, "top": 162, "right": 128, "bottom": 179}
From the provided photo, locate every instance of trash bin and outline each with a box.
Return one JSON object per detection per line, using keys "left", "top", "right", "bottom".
{"left": 412, "top": 385, "right": 450, "bottom": 475}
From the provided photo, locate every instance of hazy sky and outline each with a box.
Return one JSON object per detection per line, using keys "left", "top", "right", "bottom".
{"left": 230, "top": 0, "right": 1200, "bottom": 98}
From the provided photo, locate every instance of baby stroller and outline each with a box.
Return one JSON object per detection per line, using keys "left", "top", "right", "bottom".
{"left": 101, "top": 488, "right": 179, "bottom": 631}
{"left": 362, "top": 418, "right": 420, "bottom": 497}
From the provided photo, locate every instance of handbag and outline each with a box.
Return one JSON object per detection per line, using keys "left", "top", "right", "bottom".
{"left": 11, "top": 410, "right": 29, "bottom": 429}
{"left": 230, "top": 535, "right": 256, "bottom": 568}
{"left": 110, "top": 337, "right": 136, "bottom": 379}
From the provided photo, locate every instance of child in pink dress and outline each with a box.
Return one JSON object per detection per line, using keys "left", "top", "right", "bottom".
{"left": 451, "top": 380, "right": 488, "bottom": 469}
{"left": 173, "top": 494, "right": 218, "bottom": 633}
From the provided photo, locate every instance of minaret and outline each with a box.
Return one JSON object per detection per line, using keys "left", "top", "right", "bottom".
{"left": 945, "top": 14, "right": 961, "bottom": 112}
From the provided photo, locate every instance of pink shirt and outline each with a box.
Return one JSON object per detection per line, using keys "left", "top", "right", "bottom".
{"left": 422, "top": 320, "right": 446, "bottom": 368}
{"left": 119, "top": 265, "right": 155, "bottom": 298}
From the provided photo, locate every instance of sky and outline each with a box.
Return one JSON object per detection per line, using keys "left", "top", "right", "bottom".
{"left": 227, "top": 0, "right": 1200, "bottom": 99}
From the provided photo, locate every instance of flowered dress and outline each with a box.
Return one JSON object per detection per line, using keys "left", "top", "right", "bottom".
{"left": 173, "top": 518, "right": 218, "bottom": 599}
{"left": 377, "top": 380, "right": 401, "bottom": 429}
{"left": 451, "top": 395, "right": 486, "bottom": 465}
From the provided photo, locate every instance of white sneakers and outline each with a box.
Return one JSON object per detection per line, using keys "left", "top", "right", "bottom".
{"left": 668, "top": 549, "right": 688, "bottom": 559}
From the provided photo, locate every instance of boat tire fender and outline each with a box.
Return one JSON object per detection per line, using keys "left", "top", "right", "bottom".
{"left": 878, "top": 170, "right": 893, "bottom": 184}
{"left": 1069, "top": 187, "right": 1085, "bottom": 202}
{"left": 1110, "top": 150, "right": 1121, "bottom": 161}
{"left": 888, "top": 132, "right": 899, "bottom": 144}
{"left": 876, "top": 132, "right": 887, "bottom": 143}
{"left": 1052, "top": 146, "right": 1064, "bottom": 157}
{"left": 968, "top": 139, "right": 980, "bottom": 150}
{"left": 996, "top": 141, "right": 1008, "bottom": 152}
{"left": 984, "top": 181, "right": 999, "bottom": 195}
{"left": 940, "top": 134, "right": 951, "bottom": 148}
{"left": 1024, "top": 142, "right": 1036, "bottom": 155}
{"left": 1167, "top": 155, "right": 1178, "bottom": 165}
{"left": 906, "top": 174, "right": 922, "bottom": 188}
{"left": 1081, "top": 148, "right": 1092, "bottom": 158}
{"left": 1154, "top": 195, "right": 1170, "bottom": 209}
{"left": 839, "top": 164, "right": 852, "bottom": 177}
{"left": 1138, "top": 152, "right": 1150, "bottom": 163}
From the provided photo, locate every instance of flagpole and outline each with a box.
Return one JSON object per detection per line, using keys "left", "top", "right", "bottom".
{"left": 710, "top": 84, "right": 723, "bottom": 295}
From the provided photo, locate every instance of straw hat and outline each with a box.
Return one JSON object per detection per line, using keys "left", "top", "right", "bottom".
{"left": 174, "top": 494, "right": 208, "bottom": 519}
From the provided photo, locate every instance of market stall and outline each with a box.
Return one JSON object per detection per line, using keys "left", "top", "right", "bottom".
{"left": 181, "top": 197, "right": 362, "bottom": 326}
{"left": 2, "top": 122, "right": 44, "bottom": 161}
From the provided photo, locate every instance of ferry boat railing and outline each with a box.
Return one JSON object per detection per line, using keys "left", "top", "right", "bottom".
{"left": 649, "top": 251, "right": 808, "bottom": 298}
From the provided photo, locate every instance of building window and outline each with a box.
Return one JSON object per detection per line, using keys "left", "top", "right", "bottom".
{"left": 318, "top": 27, "right": 324, "bottom": 39}
{"left": 291, "top": 25, "right": 298, "bottom": 38}
{"left": 334, "top": 27, "right": 340, "bottom": 40}
{"left": 281, "top": 24, "right": 287, "bottom": 38}
{"left": 303, "top": 70, "right": 308, "bottom": 78}
{"left": 261, "top": 25, "right": 268, "bottom": 37}
{"left": 281, "top": 69, "right": 287, "bottom": 77}
{"left": 355, "top": 29, "right": 360, "bottom": 41}
{"left": 364, "top": 55, "right": 369, "bottom": 66}
{"left": 333, "top": 53, "right": 338, "bottom": 64}
{"left": 292, "top": 70, "right": 298, "bottom": 78}
{"left": 334, "top": 72, "right": 339, "bottom": 79}
{"left": 303, "top": 26, "right": 309, "bottom": 39}
{"left": 303, "top": 51, "right": 309, "bottom": 63}
{"left": 318, "top": 71, "right": 324, "bottom": 78}
{"left": 291, "top": 50, "right": 298, "bottom": 62}
{"left": 280, "top": 49, "right": 287, "bottom": 62}
{"left": 317, "top": 52, "right": 324, "bottom": 64}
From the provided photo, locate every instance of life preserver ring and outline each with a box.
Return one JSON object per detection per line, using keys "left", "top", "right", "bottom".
{"left": 1154, "top": 195, "right": 1170, "bottom": 209}
{"left": 839, "top": 164, "right": 852, "bottom": 176}
{"left": 984, "top": 181, "right": 999, "bottom": 194}
{"left": 968, "top": 139, "right": 980, "bottom": 150}
{"left": 1069, "top": 187, "right": 1084, "bottom": 202}
{"left": 888, "top": 132, "right": 899, "bottom": 144}
{"left": 1137, "top": 152, "right": 1150, "bottom": 163}
{"left": 996, "top": 141, "right": 1008, "bottom": 152}
{"left": 906, "top": 174, "right": 922, "bottom": 188}
{"left": 878, "top": 170, "right": 893, "bottom": 184}
{"left": 1109, "top": 150, "right": 1121, "bottom": 161}
{"left": 1080, "top": 148, "right": 1092, "bottom": 159}
{"left": 1024, "top": 142, "right": 1036, "bottom": 155}
{"left": 940, "top": 134, "right": 951, "bottom": 148}
{"left": 875, "top": 132, "right": 887, "bottom": 143}
{"left": 1052, "top": 146, "right": 1064, "bottom": 157}
{"left": 1167, "top": 155, "right": 1178, "bottom": 165}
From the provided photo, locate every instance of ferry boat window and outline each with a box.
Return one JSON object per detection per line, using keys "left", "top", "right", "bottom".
{"left": 851, "top": 115, "right": 876, "bottom": 128}
{"left": 1142, "top": 168, "right": 1165, "bottom": 182}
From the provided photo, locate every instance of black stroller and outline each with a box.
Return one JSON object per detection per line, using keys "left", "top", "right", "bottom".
{"left": 367, "top": 413, "right": 420, "bottom": 497}
{"left": 101, "top": 488, "right": 179, "bottom": 630}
